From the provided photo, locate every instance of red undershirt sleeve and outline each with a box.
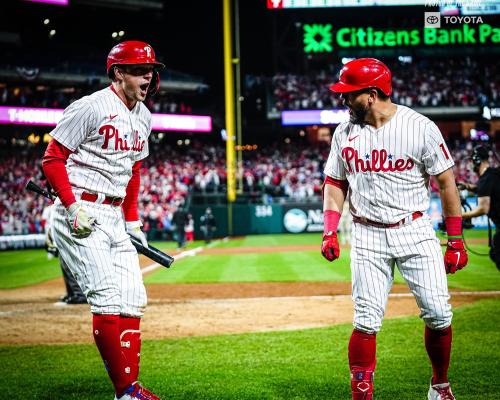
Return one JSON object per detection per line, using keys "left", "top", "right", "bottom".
{"left": 122, "top": 161, "right": 141, "bottom": 222}
{"left": 322, "top": 175, "right": 349, "bottom": 198}
{"left": 42, "top": 139, "right": 76, "bottom": 208}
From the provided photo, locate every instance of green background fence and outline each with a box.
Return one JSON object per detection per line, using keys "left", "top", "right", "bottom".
{"left": 190, "top": 203, "right": 323, "bottom": 238}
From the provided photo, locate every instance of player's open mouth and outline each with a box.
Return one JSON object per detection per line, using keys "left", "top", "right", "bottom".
{"left": 139, "top": 83, "right": 149, "bottom": 94}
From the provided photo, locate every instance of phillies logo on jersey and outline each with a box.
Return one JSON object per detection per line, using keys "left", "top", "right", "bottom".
{"left": 98, "top": 124, "right": 145, "bottom": 152}
{"left": 341, "top": 146, "right": 415, "bottom": 173}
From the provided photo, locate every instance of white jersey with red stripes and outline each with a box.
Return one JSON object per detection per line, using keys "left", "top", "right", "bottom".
{"left": 323, "top": 104, "right": 454, "bottom": 335}
{"left": 324, "top": 105, "right": 454, "bottom": 224}
{"left": 50, "top": 86, "right": 151, "bottom": 198}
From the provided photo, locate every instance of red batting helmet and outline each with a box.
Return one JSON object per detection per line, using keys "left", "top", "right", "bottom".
{"left": 330, "top": 58, "right": 392, "bottom": 96}
{"left": 107, "top": 40, "right": 165, "bottom": 96}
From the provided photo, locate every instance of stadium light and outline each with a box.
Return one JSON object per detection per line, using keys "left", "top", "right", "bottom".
{"left": 43, "top": 19, "right": 50, "bottom": 25}
{"left": 282, "top": 109, "right": 349, "bottom": 126}
{"left": 27, "top": 133, "right": 40, "bottom": 144}
{"left": 24, "top": 0, "right": 68, "bottom": 5}
{"left": 341, "top": 57, "right": 355, "bottom": 64}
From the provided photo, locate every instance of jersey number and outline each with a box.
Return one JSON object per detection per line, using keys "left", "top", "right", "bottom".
{"left": 439, "top": 143, "right": 450, "bottom": 160}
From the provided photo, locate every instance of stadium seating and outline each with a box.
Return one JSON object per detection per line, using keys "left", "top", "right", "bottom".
{"left": 1, "top": 84, "right": 195, "bottom": 115}
{"left": 1, "top": 140, "right": 488, "bottom": 237}
{"left": 268, "top": 57, "right": 499, "bottom": 111}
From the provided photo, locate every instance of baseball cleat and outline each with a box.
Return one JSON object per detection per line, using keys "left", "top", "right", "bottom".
{"left": 54, "top": 295, "right": 87, "bottom": 306}
{"left": 427, "top": 380, "right": 455, "bottom": 400}
{"left": 64, "top": 295, "right": 87, "bottom": 304}
{"left": 115, "top": 382, "right": 161, "bottom": 400}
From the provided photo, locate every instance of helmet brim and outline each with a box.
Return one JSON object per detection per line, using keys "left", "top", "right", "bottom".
{"left": 329, "top": 82, "right": 365, "bottom": 93}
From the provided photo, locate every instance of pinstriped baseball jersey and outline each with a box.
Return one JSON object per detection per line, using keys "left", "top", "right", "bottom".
{"left": 324, "top": 105, "right": 454, "bottom": 224}
{"left": 50, "top": 86, "right": 151, "bottom": 198}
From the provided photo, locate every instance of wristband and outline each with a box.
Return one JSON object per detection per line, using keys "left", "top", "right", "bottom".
{"left": 445, "top": 216, "right": 462, "bottom": 238}
{"left": 324, "top": 210, "right": 341, "bottom": 236}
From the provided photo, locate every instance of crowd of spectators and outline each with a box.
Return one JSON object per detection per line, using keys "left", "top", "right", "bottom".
{"left": 0, "top": 142, "right": 227, "bottom": 238}
{"left": 269, "top": 58, "right": 499, "bottom": 112}
{"left": 0, "top": 140, "right": 496, "bottom": 237}
{"left": 138, "top": 143, "right": 226, "bottom": 239}
{"left": 1, "top": 85, "right": 195, "bottom": 115}
{"left": 0, "top": 154, "right": 46, "bottom": 236}
{"left": 238, "top": 143, "right": 327, "bottom": 201}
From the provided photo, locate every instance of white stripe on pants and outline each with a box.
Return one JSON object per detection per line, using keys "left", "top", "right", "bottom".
{"left": 52, "top": 201, "right": 147, "bottom": 317}
{"left": 350, "top": 215, "right": 452, "bottom": 333}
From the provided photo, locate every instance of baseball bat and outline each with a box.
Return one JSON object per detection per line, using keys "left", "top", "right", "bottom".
{"left": 25, "top": 180, "right": 174, "bottom": 268}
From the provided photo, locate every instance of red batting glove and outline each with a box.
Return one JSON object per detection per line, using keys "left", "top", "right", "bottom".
{"left": 444, "top": 216, "right": 468, "bottom": 274}
{"left": 444, "top": 238, "right": 468, "bottom": 274}
{"left": 322, "top": 232, "right": 340, "bottom": 262}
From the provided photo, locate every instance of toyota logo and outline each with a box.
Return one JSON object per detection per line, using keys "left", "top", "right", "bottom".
{"left": 426, "top": 15, "right": 439, "bottom": 24}
{"left": 424, "top": 12, "right": 441, "bottom": 28}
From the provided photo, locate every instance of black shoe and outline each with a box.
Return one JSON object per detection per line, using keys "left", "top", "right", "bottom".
{"left": 65, "top": 296, "right": 87, "bottom": 305}
{"left": 59, "top": 294, "right": 69, "bottom": 302}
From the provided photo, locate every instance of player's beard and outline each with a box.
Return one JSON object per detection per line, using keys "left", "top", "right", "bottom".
{"left": 349, "top": 102, "right": 369, "bottom": 125}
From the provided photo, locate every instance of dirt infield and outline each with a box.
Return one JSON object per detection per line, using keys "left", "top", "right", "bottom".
{"left": 0, "top": 238, "right": 496, "bottom": 345}
{"left": 1, "top": 278, "right": 499, "bottom": 345}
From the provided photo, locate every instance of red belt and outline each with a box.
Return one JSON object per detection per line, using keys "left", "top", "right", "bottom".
{"left": 81, "top": 192, "right": 123, "bottom": 206}
{"left": 352, "top": 211, "right": 423, "bottom": 228}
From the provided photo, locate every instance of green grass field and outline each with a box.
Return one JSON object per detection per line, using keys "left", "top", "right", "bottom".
{"left": 0, "top": 230, "right": 498, "bottom": 399}
{"left": 1, "top": 298, "right": 499, "bottom": 399}
{"left": 1, "top": 231, "right": 497, "bottom": 290}
{"left": 0, "top": 240, "right": 200, "bottom": 289}
{"left": 144, "top": 231, "right": 499, "bottom": 291}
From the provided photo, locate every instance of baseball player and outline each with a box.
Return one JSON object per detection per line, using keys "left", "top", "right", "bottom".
{"left": 42, "top": 41, "right": 164, "bottom": 400}
{"left": 321, "top": 58, "right": 468, "bottom": 400}
{"left": 460, "top": 145, "right": 500, "bottom": 270}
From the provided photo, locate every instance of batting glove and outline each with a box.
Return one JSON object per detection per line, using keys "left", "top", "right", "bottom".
{"left": 444, "top": 238, "right": 468, "bottom": 274}
{"left": 126, "top": 220, "right": 148, "bottom": 248}
{"left": 66, "top": 203, "right": 97, "bottom": 239}
{"left": 321, "top": 232, "right": 340, "bottom": 262}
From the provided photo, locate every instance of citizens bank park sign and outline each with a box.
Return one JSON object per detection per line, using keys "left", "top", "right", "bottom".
{"left": 303, "top": 23, "right": 500, "bottom": 53}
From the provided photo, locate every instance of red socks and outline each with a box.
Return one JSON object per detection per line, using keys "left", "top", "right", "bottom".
{"left": 120, "top": 316, "right": 142, "bottom": 383}
{"left": 92, "top": 314, "right": 133, "bottom": 396}
{"left": 425, "top": 325, "right": 452, "bottom": 384}
{"left": 349, "top": 329, "right": 376, "bottom": 400}
{"left": 346, "top": 325, "right": 451, "bottom": 399}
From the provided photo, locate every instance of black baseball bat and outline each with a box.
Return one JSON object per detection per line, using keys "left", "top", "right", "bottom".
{"left": 26, "top": 180, "right": 174, "bottom": 268}
{"left": 129, "top": 236, "right": 174, "bottom": 268}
